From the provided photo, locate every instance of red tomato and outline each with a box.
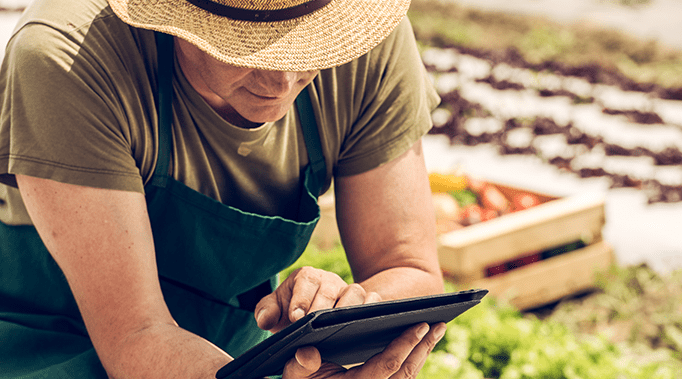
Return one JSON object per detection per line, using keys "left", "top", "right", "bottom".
{"left": 481, "top": 208, "right": 498, "bottom": 222}
{"left": 512, "top": 193, "right": 541, "bottom": 212}
{"left": 460, "top": 204, "right": 483, "bottom": 225}
{"left": 480, "top": 186, "right": 510, "bottom": 214}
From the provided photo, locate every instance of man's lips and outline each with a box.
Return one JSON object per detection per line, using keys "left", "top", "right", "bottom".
{"left": 247, "top": 90, "right": 286, "bottom": 101}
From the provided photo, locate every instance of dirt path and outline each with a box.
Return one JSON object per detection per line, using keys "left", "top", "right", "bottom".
{"left": 451, "top": 0, "right": 682, "bottom": 51}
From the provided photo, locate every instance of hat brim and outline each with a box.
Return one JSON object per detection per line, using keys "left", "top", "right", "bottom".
{"left": 108, "top": 0, "right": 410, "bottom": 71}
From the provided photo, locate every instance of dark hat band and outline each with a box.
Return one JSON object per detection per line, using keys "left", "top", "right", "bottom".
{"left": 185, "top": 0, "right": 333, "bottom": 21}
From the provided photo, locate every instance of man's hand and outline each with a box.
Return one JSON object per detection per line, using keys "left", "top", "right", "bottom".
{"left": 282, "top": 322, "right": 446, "bottom": 379}
{"left": 254, "top": 266, "right": 382, "bottom": 333}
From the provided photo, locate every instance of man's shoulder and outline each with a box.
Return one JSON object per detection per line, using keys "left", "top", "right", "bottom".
{"left": 5, "top": 0, "right": 153, "bottom": 83}
{"left": 12, "top": 0, "right": 116, "bottom": 38}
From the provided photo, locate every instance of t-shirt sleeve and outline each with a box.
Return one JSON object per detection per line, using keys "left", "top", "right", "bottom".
{"left": 0, "top": 21, "right": 147, "bottom": 192}
{"left": 331, "top": 18, "right": 441, "bottom": 177}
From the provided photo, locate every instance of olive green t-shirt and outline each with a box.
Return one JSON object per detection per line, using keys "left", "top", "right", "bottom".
{"left": 0, "top": 0, "right": 439, "bottom": 225}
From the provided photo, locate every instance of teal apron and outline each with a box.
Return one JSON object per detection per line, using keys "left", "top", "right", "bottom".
{"left": 0, "top": 32, "right": 325, "bottom": 378}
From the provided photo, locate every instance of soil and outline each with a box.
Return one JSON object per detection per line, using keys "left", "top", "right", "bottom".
{"left": 423, "top": 44, "right": 682, "bottom": 204}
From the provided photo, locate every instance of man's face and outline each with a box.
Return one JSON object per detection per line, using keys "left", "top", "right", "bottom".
{"left": 175, "top": 38, "right": 319, "bottom": 128}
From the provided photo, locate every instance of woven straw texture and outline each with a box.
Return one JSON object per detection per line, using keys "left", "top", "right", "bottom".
{"left": 108, "top": 0, "right": 410, "bottom": 71}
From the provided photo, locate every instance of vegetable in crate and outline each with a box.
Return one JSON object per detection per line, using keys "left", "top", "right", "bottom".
{"left": 511, "top": 192, "right": 541, "bottom": 212}
{"left": 432, "top": 193, "right": 461, "bottom": 220}
{"left": 479, "top": 185, "right": 510, "bottom": 214}
{"left": 460, "top": 204, "right": 483, "bottom": 225}
{"left": 432, "top": 193, "right": 465, "bottom": 233}
{"left": 449, "top": 189, "right": 478, "bottom": 208}
{"left": 465, "top": 175, "right": 510, "bottom": 215}
{"left": 429, "top": 172, "right": 467, "bottom": 193}
{"left": 430, "top": 173, "right": 544, "bottom": 231}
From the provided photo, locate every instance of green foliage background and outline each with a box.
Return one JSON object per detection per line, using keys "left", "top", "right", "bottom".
{"left": 282, "top": 246, "right": 682, "bottom": 378}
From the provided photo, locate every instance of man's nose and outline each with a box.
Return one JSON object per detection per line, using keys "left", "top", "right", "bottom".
{"left": 255, "top": 70, "right": 299, "bottom": 97}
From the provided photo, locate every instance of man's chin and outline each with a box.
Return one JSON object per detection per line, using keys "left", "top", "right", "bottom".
{"left": 240, "top": 108, "right": 290, "bottom": 125}
{"left": 224, "top": 108, "right": 288, "bottom": 128}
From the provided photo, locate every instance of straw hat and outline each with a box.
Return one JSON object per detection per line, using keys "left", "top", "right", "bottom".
{"left": 108, "top": 0, "right": 411, "bottom": 71}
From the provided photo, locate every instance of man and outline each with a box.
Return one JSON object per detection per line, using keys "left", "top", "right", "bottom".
{"left": 0, "top": 0, "right": 444, "bottom": 376}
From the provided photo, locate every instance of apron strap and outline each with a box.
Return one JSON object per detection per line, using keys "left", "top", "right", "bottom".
{"left": 151, "top": 32, "right": 175, "bottom": 187}
{"left": 295, "top": 87, "right": 327, "bottom": 197}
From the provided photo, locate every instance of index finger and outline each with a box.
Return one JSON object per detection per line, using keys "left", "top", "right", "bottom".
{"left": 288, "top": 268, "right": 345, "bottom": 322}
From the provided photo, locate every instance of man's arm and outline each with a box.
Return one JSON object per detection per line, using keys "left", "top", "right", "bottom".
{"left": 16, "top": 175, "right": 231, "bottom": 379}
{"left": 334, "top": 139, "right": 444, "bottom": 298}
{"left": 274, "top": 139, "right": 446, "bottom": 378}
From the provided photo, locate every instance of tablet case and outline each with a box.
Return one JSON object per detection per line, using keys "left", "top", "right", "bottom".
{"left": 216, "top": 288, "right": 488, "bottom": 379}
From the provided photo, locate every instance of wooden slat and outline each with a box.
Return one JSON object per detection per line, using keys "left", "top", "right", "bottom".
{"left": 468, "top": 240, "right": 615, "bottom": 310}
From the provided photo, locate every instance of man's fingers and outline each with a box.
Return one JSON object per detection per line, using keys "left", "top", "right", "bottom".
{"left": 288, "top": 269, "right": 324, "bottom": 322}
{"left": 390, "top": 322, "right": 446, "bottom": 379}
{"left": 288, "top": 267, "right": 345, "bottom": 322}
{"left": 363, "top": 291, "right": 382, "bottom": 305}
{"left": 255, "top": 270, "right": 299, "bottom": 331}
{"left": 360, "top": 323, "right": 430, "bottom": 378}
{"left": 254, "top": 293, "right": 282, "bottom": 331}
{"left": 282, "top": 346, "right": 321, "bottom": 378}
{"left": 280, "top": 322, "right": 445, "bottom": 378}
{"left": 335, "top": 283, "right": 368, "bottom": 308}
{"left": 307, "top": 280, "right": 343, "bottom": 314}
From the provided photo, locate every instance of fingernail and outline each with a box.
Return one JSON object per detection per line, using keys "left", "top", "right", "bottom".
{"left": 292, "top": 308, "right": 305, "bottom": 321}
{"left": 295, "top": 349, "right": 305, "bottom": 367}
{"left": 434, "top": 324, "right": 446, "bottom": 341}
{"left": 256, "top": 309, "right": 266, "bottom": 325}
{"left": 417, "top": 323, "right": 429, "bottom": 339}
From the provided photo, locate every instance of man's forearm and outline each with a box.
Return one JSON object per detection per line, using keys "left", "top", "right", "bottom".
{"left": 105, "top": 323, "right": 231, "bottom": 379}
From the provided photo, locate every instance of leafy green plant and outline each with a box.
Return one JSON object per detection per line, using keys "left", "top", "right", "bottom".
{"left": 520, "top": 27, "right": 575, "bottom": 63}
{"left": 423, "top": 294, "right": 682, "bottom": 379}
{"left": 280, "top": 244, "right": 353, "bottom": 284}
{"left": 284, "top": 246, "right": 682, "bottom": 378}
{"left": 543, "top": 264, "right": 682, "bottom": 360}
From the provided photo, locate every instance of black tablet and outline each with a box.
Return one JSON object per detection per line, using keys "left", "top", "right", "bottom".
{"left": 216, "top": 288, "right": 488, "bottom": 379}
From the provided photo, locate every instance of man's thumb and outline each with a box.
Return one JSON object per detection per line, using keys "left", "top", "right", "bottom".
{"left": 283, "top": 347, "right": 321, "bottom": 377}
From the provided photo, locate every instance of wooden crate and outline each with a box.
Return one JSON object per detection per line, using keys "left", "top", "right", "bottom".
{"left": 436, "top": 177, "right": 614, "bottom": 309}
